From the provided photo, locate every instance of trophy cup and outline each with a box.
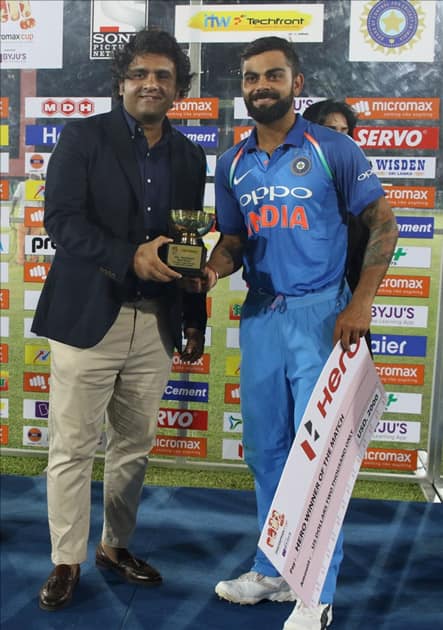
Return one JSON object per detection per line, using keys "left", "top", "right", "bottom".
{"left": 165, "top": 209, "right": 215, "bottom": 276}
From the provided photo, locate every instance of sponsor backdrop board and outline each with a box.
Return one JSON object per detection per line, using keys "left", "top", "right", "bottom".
{"left": 0, "top": 0, "right": 442, "bottom": 487}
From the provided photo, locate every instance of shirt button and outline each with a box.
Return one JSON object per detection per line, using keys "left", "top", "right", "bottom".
{"left": 145, "top": 235, "right": 150, "bottom": 240}
{"left": 147, "top": 178, "right": 151, "bottom": 183}
{"left": 146, "top": 152, "right": 150, "bottom": 157}
{"left": 146, "top": 206, "right": 151, "bottom": 212}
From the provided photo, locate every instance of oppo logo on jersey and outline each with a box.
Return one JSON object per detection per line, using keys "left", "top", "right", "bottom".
{"left": 239, "top": 185, "right": 313, "bottom": 207}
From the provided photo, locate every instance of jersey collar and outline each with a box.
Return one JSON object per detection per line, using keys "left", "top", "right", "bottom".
{"left": 244, "top": 113, "right": 308, "bottom": 152}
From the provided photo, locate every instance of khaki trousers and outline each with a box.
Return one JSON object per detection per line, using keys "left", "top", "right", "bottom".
{"left": 47, "top": 301, "right": 173, "bottom": 565}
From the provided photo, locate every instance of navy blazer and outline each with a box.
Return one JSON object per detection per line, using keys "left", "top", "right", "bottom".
{"left": 31, "top": 106, "right": 207, "bottom": 349}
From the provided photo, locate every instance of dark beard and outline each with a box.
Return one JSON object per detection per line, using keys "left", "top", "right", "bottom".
{"left": 244, "top": 92, "right": 294, "bottom": 124}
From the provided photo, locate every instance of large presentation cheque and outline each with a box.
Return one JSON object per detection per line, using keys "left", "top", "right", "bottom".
{"left": 258, "top": 338, "right": 386, "bottom": 607}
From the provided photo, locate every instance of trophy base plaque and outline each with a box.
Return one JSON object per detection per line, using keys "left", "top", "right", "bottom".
{"left": 165, "top": 242, "right": 206, "bottom": 277}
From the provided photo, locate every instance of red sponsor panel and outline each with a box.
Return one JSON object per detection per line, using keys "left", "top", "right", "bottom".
{"left": 171, "top": 352, "right": 210, "bottom": 374}
{"left": 346, "top": 97, "right": 440, "bottom": 120}
{"left": 23, "top": 372, "right": 50, "bottom": 392}
{"left": 42, "top": 98, "right": 95, "bottom": 117}
{"left": 206, "top": 296, "right": 212, "bottom": 318}
{"left": 355, "top": 127, "right": 439, "bottom": 150}
{"left": 0, "top": 97, "right": 9, "bottom": 118}
{"left": 0, "top": 344, "right": 9, "bottom": 363}
{"left": 24, "top": 206, "right": 45, "bottom": 227}
{"left": 225, "top": 383, "right": 240, "bottom": 404}
{"left": 0, "top": 289, "right": 10, "bottom": 309}
{"left": 157, "top": 407, "right": 208, "bottom": 431}
{"left": 27, "top": 427, "right": 43, "bottom": 442}
{"left": 229, "top": 302, "right": 242, "bottom": 320}
{"left": 151, "top": 435, "right": 207, "bottom": 458}
{"left": 24, "top": 262, "right": 51, "bottom": 283}
{"left": 376, "top": 275, "right": 430, "bottom": 298}
{"left": 233, "top": 126, "right": 253, "bottom": 144}
{"left": 383, "top": 185, "right": 435, "bottom": 209}
{"left": 375, "top": 363, "right": 424, "bottom": 386}
{"left": 0, "top": 180, "right": 10, "bottom": 200}
{"left": 169, "top": 98, "right": 219, "bottom": 119}
{"left": 362, "top": 447, "right": 418, "bottom": 472}
{"left": 0, "top": 424, "right": 9, "bottom": 445}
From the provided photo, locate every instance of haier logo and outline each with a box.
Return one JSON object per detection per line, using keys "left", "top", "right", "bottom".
{"left": 371, "top": 334, "right": 427, "bottom": 357}
{"left": 162, "top": 380, "right": 208, "bottom": 402}
{"left": 25, "top": 125, "right": 63, "bottom": 146}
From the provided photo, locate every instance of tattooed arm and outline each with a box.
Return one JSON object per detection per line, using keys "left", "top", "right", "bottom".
{"left": 334, "top": 195, "right": 398, "bottom": 350}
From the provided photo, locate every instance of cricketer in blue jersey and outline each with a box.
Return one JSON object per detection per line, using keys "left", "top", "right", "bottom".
{"left": 186, "top": 37, "right": 398, "bottom": 630}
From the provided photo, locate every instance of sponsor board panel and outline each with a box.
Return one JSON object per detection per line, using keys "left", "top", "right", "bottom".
{"left": 0, "top": 317, "right": 9, "bottom": 337}
{"left": 234, "top": 96, "right": 324, "bottom": 119}
{"left": 383, "top": 185, "right": 435, "bottom": 209}
{"left": 25, "top": 235, "right": 55, "bottom": 256}
{"left": 372, "top": 420, "right": 421, "bottom": 443}
{"left": 369, "top": 156, "right": 436, "bottom": 179}
{"left": 0, "top": 267, "right": 9, "bottom": 287}
{"left": 24, "top": 262, "right": 50, "bottom": 282}
{"left": 0, "top": 370, "right": 9, "bottom": 391}
{"left": 23, "top": 372, "right": 50, "bottom": 392}
{"left": 23, "top": 289, "right": 41, "bottom": 311}
{"left": 24, "top": 152, "right": 51, "bottom": 175}
{"left": 0, "top": 152, "right": 9, "bottom": 173}
{"left": 346, "top": 97, "right": 440, "bottom": 120}
{"left": 384, "top": 392, "right": 422, "bottom": 415}
{"left": 25, "top": 97, "right": 111, "bottom": 118}
{"left": 225, "top": 356, "right": 241, "bottom": 377}
{"left": 151, "top": 436, "right": 207, "bottom": 458}
{"left": 222, "top": 438, "right": 244, "bottom": 460}
{"left": 355, "top": 127, "right": 439, "bottom": 150}
{"left": 23, "top": 425, "right": 49, "bottom": 447}
{"left": 0, "top": 97, "right": 9, "bottom": 118}
{"left": 24, "top": 345, "right": 50, "bottom": 366}
{"left": 390, "top": 246, "right": 431, "bottom": 269}
{"left": 89, "top": 0, "right": 147, "bottom": 60}
{"left": 0, "top": 344, "right": 9, "bottom": 363}
{"left": 371, "top": 304, "right": 428, "bottom": 328}
{"left": 171, "top": 353, "right": 210, "bottom": 374}
{"left": 371, "top": 334, "right": 427, "bottom": 358}
{"left": 24, "top": 206, "right": 45, "bottom": 228}
{"left": 0, "top": 287, "right": 9, "bottom": 308}
{"left": 23, "top": 399, "right": 49, "bottom": 420}
{"left": 375, "top": 363, "right": 424, "bottom": 386}
{"left": 169, "top": 98, "right": 219, "bottom": 119}
{"left": 376, "top": 275, "right": 430, "bottom": 298}
{"left": 349, "top": 0, "right": 436, "bottom": 63}
{"left": 174, "top": 125, "right": 218, "bottom": 148}
{"left": 223, "top": 412, "right": 243, "bottom": 433}
{"left": 396, "top": 217, "right": 434, "bottom": 239}
{"left": 162, "top": 380, "right": 209, "bottom": 403}
{"left": 175, "top": 4, "right": 324, "bottom": 43}
{"left": 225, "top": 383, "right": 241, "bottom": 404}
{"left": 25, "top": 125, "right": 63, "bottom": 146}
{"left": 361, "top": 447, "right": 418, "bottom": 471}
{"left": 157, "top": 408, "right": 208, "bottom": 431}
{"left": 0, "top": 398, "right": 9, "bottom": 418}
{"left": 0, "top": 424, "right": 9, "bottom": 444}
{"left": 0, "top": 180, "right": 10, "bottom": 200}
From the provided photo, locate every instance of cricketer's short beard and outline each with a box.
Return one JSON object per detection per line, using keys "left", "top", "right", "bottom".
{"left": 244, "top": 92, "right": 294, "bottom": 124}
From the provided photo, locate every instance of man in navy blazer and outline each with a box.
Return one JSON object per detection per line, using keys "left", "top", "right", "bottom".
{"left": 34, "top": 29, "right": 207, "bottom": 611}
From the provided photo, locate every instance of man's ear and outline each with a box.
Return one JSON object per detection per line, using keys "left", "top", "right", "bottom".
{"left": 293, "top": 72, "right": 304, "bottom": 96}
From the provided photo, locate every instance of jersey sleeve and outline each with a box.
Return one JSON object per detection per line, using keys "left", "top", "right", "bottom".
{"left": 322, "top": 133, "right": 385, "bottom": 216}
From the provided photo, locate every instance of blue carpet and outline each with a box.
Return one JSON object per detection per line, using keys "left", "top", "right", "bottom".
{"left": 0, "top": 474, "right": 442, "bottom": 629}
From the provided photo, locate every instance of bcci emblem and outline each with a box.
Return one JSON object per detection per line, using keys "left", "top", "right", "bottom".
{"left": 291, "top": 156, "right": 311, "bottom": 176}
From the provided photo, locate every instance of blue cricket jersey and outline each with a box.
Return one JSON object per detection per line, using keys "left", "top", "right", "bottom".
{"left": 215, "top": 114, "right": 384, "bottom": 296}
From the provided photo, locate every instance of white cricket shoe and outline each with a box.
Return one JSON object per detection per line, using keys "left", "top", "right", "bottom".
{"left": 283, "top": 601, "right": 333, "bottom": 629}
{"left": 214, "top": 571, "right": 296, "bottom": 605}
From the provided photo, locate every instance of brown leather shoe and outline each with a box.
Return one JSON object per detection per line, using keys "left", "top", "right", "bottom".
{"left": 39, "top": 564, "right": 80, "bottom": 611}
{"left": 95, "top": 543, "right": 162, "bottom": 586}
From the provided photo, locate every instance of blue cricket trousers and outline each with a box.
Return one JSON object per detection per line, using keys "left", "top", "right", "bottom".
{"left": 239, "top": 281, "right": 352, "bottom": 604}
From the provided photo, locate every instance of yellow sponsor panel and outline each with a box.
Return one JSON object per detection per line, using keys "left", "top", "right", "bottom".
{"left": 0, "top": 125, "right": 9, "bottom": 146}
{"left": 25, "top": 345, "right": 51, "bottom": 366}
{"left": 225, "top": 356, "right": 241, "bottom": 377}
{"left": 189, "top": 10, "right": 312, "bottom": 32}
{"left": 25, "top": 179, "right": 46, "bottom": 202}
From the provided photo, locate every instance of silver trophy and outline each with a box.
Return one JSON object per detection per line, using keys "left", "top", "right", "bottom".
{"left": 166, "top": 209, "right": 215, "bottom": 276}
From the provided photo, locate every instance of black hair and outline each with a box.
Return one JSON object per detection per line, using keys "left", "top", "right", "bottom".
{"left": 303, "top": 99, "right": 358, "bottom": 136}
{"left": 240, "top": 36, "right": 301, "bottom": 76}
{"left": 111, "top": 28, "right": 194, "bottom": 99}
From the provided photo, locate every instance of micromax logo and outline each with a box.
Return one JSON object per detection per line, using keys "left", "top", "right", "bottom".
{"left": 42, "top": 99, "right": 95, "bottom": 116}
